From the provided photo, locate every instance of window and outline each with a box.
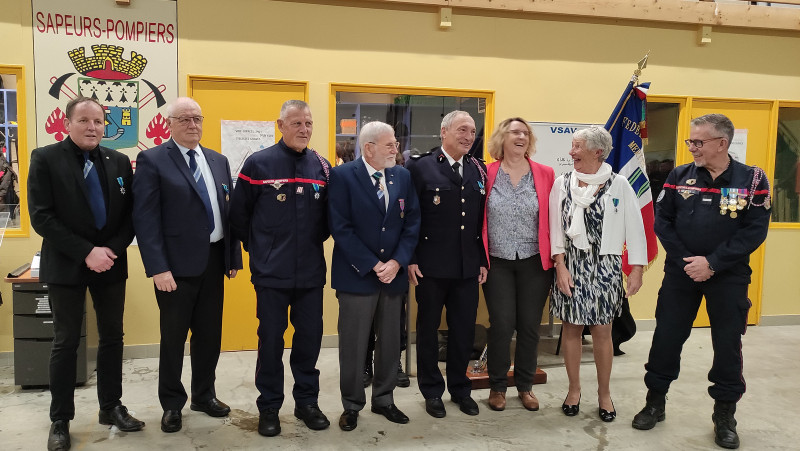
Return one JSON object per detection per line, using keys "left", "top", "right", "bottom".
{"left": 0, "top": 66, "right": 28, "bottom": 237}
{"left": 774, "top": 107, "right": 800, "bottom": 223}
{"left": 332, "top": 86, "right": 492, "bottom": 166}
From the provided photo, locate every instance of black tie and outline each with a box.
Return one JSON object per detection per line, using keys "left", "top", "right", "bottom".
{"left": 188, "top": 149, "right": 215, "bottom": 233}
{"left": 452, "top": 161, "right": 462, "bottom": 184}
{"left": 83, "top": 152, "right": 107, "bottom": 229}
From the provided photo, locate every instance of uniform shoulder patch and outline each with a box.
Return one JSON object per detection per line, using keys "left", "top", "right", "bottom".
{"left": 657, "top": 190, "right": 665, "bottom": 203}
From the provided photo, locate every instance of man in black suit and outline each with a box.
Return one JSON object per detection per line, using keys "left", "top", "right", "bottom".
{"left": 29, "top": 97, "right": 144, "bottom": 451}
{"left": 132, "top": 97, "right": 242, "bottom": 433}
{"left": 405, "top": 110, "right": 488, "bottom": 418}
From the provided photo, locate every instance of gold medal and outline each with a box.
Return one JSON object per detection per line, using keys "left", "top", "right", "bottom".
{"left": 720, "top": 209, "right": 727, "bottom": 215}
{"left": 730, "top": 211, "right": 738, "bottom": 219}
{"left": 433, "top": 195, "right": 440, "bottom": 205}
{"left": 400, "top": 212, "right": 404, "bottom": 218}
{"left": 226, "top": 194, "right": 229, "bottom": 202}
{"left": 728, "top": 203, "right": 736, "bottom": 212}
{"left": 277, "top": 194, "right": 286, "bottom": 202}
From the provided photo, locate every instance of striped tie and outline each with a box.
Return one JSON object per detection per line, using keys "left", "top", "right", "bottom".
{"left": 372, "top": 171, "right": 385, "bottom": 211}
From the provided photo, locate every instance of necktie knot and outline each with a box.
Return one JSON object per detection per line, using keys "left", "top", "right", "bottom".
{"left": 452, "top": 162, "right": 461, "bottom": 173}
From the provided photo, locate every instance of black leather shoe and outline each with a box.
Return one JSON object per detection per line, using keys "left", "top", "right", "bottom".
{"left": 339, "top": 409, "right": 358, "bottom": 431}
{"left": 258, "top": 408, "right": 281, "bottom": 437}
{"left": 47, "top": 420, "right": 70, "bottom": 451}
{"left": 396, "top": 361, "right": 410, "bottom": 388}
{"left": 160, "top": 410, "right": 182, "bottom": 433}
{"left": 190, "top": 397, "right": 231, "bottom": 417}
{"left": 371, "top": 403, "right": 410, "bottom": 424}
{"left": 425, "top": 397, "right": 446, "bottom": 418}
{"left": 712, "top": 401, "right": 740, "bottom": 449}
{"left": 99, "top": 405, "right": 145, "bottom": 432}
{"left": 561, "top": 394, "right": 581, "bottom": 417}
{"left": 452, "top": 396, "right": 479, "bottom": 416}
{"left": 632, "top": 390, "right": 666, "bottom": 430}
{"left": 294, "top": 403, "right": 330, "bottom": 430}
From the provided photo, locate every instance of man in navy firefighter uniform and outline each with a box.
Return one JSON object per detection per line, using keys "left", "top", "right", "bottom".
{"left": 632, "top": 114, "right": 771, "bottom": 450}
{"left": 405, "top": 110, "right": 488, "bottom": 418}
{"left": 229, "top": 100, "right": 331, "bottom": 438}
{"left": 328, "top": 121, "right": 421, "bottom": 431}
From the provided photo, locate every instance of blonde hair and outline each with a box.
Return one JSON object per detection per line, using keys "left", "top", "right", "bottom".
{"left": 488, "top": 118, "right": 536, "bottom": 160}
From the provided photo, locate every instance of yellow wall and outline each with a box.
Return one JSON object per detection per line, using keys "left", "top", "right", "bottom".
{"left": 2, "top": 0, "right": 800, "bottom": 352}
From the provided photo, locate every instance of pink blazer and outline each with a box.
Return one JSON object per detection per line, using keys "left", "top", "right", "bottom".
{"left": 482, "top": 159, "right": 555, "bottom": 270}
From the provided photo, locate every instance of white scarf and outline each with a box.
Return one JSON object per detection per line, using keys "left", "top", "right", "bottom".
{"left": 566, "top": 162, "right": 613, "bottom": 250}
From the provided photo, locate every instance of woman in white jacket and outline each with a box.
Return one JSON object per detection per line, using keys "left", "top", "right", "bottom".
{"left": 549, "top": 125, "right": 647, "bottom": 423}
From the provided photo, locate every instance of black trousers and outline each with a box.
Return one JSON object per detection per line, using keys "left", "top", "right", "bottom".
{"left": 49, "top": 280, "right": 126, "bottom": 421}
{"left": 483, "top": 255, "right": 552, "bottom": 392}
{"left": 156, "top": 242, "right": 225, "bottom": 411}
{"left": 644, "top": 271, "right": 750, "bottom": 402}
{"left": 254, "top": 286, "right": 323, "bottom": 411}
{"left": 415, "top": 276, "right": 479, "bottom": 400}
{"left": 338, "top": 290, "right": 403, "bottom": 411}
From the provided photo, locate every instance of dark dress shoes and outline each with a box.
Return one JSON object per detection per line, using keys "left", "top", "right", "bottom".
{"left": 98, "top": 405, "right": 145, "bottom": 432}
{"left": 161, "top": 410, "right": 182, "bottom": 433}
{"left": 258, "top": 408, "right": 281, "bottom": 437}
{"left": 371, "top": 403, "right": 410, "bottom": 424}
{"left": 452, "top": 396, "right": 480, "bottom": 416}
{"left": 339, "top": 409, "right": 359, "bottom": 431}
{"left": 425, "top": 397, "right": 446, "bottom": 418}
{"left": 599, "top": 407, "right": 617, "bottom": 422}
{"left": 396, "top": 361, "right": 410, "bottom": 388}
{"left": 47, "top": 420, "right": 70, "bottom": 451}
{"left": 190, "top": 397, "right": 231, "bottom": 417}
{"left": 294, "top": 403, "right": 330, "bottom": 430}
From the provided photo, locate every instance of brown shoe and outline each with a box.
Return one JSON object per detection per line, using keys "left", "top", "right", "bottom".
{"left": 518, "top": 391, "right": 540, "bottom": 411}
{"left": 488, "top": 390, "right": 506, "bottom": 411}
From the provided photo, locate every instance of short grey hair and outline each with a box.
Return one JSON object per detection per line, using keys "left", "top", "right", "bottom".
{"left": 574, "top": 125, "right": 614, "bottom": 160}
{"left": 440, "top": 110, "right": 472, "bottom": 132}
{"left": 359, "top": 121, "right": 395, "bottom": 154}
{"left": 165, "top": 97, "right": 201, "bottom": 118}
{"left": 280, "top": 100, "right": 310, "bottom": 120}
{"left": 691, "top": 113, "right": 734, "bottom": 144}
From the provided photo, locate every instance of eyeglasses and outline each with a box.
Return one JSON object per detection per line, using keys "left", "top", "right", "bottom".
{"left": 507, "top": 130, "right": 530, "bottom": 137}
{"left": 170, "top": 116, "right": 204, "bottom": 125}
{"left": 684, "top": 137, "right": 723, "bottom": 148}
{"left": 368, "top": 141, "right": 400, "bottom": 150}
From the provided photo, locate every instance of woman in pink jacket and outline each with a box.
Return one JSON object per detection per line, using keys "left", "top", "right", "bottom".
{"left": 481, "top": 118, "right": 555, "bottom": 412}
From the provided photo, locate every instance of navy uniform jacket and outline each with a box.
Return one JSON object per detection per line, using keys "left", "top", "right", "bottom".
{"left": 328, "top": 158, "right": 421, "bottom": 295}
{"left": 132, "top": 139, "right": 243, "bottom": 278}
{"left": 230, "top": 139, "right": 330, "bottom": 289}
{"left": 28, "top": 137, "right": 134, "bottom": 285}
{"left": 655, "top": 157, "right": 771, "bottom": 282}
{"left": 405, "top": 148, "right": 488, "bottom": 279}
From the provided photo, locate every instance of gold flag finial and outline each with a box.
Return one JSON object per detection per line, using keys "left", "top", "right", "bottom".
{"left": 632, "top": 51, "right": 650, "bottom": 83}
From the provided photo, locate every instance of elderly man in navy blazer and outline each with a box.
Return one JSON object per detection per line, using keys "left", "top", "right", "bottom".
{"left": 328, "top": 121, "right": 421, "bottom": 431}
{"left": 132, "top": 97, "right": 242, "bottom": 434}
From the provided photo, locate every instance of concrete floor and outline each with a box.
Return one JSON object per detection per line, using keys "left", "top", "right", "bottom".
{"left": 1, "top": 325, "right": 799, "bottom": 450}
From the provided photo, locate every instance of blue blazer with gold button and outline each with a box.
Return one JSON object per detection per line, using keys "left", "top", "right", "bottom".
{"left": 328, "top": 157, "right": 420, "bottom": 295}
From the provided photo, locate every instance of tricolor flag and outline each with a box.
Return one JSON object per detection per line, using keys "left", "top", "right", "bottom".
{"left": 604, "top": 80, "right": 658, "bottom": 274}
